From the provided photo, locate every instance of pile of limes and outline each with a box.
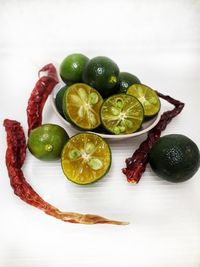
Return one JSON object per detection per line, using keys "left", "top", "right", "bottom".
{"left": 27, "top": 54, "right": 199, "bottom": 185}
{"left": 29, "top": 53, "right": 155, "bottom": 185}
{"left": 57, "top": 53, "right": 161, "bottom": 135}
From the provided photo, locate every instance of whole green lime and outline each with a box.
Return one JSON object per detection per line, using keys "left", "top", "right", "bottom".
{"left": 28, "top": 124, "right": 69, "bottom": 161}
{"left": 60, "top": 53, "right": 89, "bottom": 83}
{"left": 118, "top": 72, "right": 141, "bottom": 93}
{"left": 149, "top": 134, "right": 200, "bottom": 182}
{"left": 82, "top": 56, "right": 120, "bottom": 98}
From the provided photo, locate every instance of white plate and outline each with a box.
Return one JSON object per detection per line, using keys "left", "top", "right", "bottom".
{"left": 51, "top": 82, "right": 161, "bottom": 140}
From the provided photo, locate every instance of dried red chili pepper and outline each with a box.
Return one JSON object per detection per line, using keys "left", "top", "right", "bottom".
{"left": 4, "top": 119, "right": 127, "bottom": 225}
{"left": 122, "top": 91, "right": 185, "bottom": 184}
{"left": 27, "top": 64, "right": 59, "bottom": 135}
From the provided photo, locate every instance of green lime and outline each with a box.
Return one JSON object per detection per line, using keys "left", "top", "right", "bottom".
{"left": 28, "top": 124, "right": 69, "bottom": 161}
{"left": 60, "top": 53, "right": 89, "bottom": 83}
{"left": 149, "top": 134, "right": 200, "bottom": 182}
{"left": 100, "top": 94, "right": 144, "bottom": 135}
{"left": 55, "top": 83, "right": 73, "bottom": 116}
{"left": 61, "top": 133, "right": 111, "bottom": 185}
{"left": 118, "top": 72, "right": 141, "bottom": 93}
{"left": 82, "top": 56, "right": 120, "bottom": 98}
{"left": 127, "top": 84, "right": 160, "bottom": 118}
{"left": 63, "top": 83, "right": 103, "bottom": 130}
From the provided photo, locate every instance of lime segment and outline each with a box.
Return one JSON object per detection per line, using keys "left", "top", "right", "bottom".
{"left": 61, "top": 133, "right": 111, "bottom": 185}
{"left": 63, "top": 83, "right": 103, "bottom": 130}
{"left": 100, "top": 94, "right": 144, "bottom": 135}
{"left": 127, "top": 84, "right": 160, "bottom": 117}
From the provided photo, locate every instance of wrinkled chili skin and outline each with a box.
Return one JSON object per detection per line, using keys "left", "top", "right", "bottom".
{"left": 4, "top": 64, "right": 128, "bottom": 225}
{"left": 4, "top": 119, "right": 127, "bottom": 225}
{"left": 27, "top": 64, "right": 59, "bottom": 135}
{"left": 122, "top": 92, "right": 185, "bottom": 183}
{"left": 4, "top": 119, "right": 50, "bottom": 208}
{"left": 4, "top": 119, "right": 26, "bottom": 169}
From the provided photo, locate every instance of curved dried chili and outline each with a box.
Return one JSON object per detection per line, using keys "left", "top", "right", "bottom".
{"left": 4, "top": 119, "right": 128, "bottom": 225}
{"left": 122, "top": 91, "right": 185, "bottom": 184}
{"left": 27, "top": 63, "right": 59, "bottom": 135}
{"left": 4, "top": 63, "right": 128, "bottom": 225}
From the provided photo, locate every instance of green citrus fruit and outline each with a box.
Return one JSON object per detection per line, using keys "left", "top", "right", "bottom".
{"left": 61, "top": 133, "right": 111, "bottom": 185}
{"left": 55, "top": 83, "right": 73, "bottom": 116}
{"left": 63, "top": 83, "right": 103, "bottom": 130}
{"left": 149, "top": 134, "right": 200, "bottom": 182}
{"left": 100, "top": 94, "right": 144, "bottom": 134}
{"left": 127, "top": 84, "right": 160, "bottom": 118}
{"left": 60, "top": 53, "right": 89, "bottom": 83}
{"left": 28, "top": 124, "right": 69, "bottom": 161}
{"left": 82, "top": 56, "right": 120, "bottom": 98}
{"left": 118, "top": 72, "right": 141, "bottom": 93}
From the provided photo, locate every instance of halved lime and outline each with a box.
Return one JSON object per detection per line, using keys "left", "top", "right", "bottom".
{"left": 127, "top": 84, "right": 160, "bottom": 117}
{"left": 100, "top": 94, "right": 144, "bottom": 135}
{"left": 63, "top": 83, "right": 103, "bottom": 130}
{"left": 61, "top": 133, "right": 111, "bottom": 185}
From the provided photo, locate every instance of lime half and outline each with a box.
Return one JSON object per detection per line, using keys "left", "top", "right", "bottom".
{"left": 63, "top": 83, "right": 103, "bottom": 130}
{"left": 100, "top": 94, "right": 144, "bottom": 135}
{"left": 61, "top": 133, "right": 111, "bottom": 185}
{"left": 127, "top": 84, "right": 160, "bottom": 117}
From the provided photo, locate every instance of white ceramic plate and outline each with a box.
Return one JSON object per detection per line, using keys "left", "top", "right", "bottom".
{"left": 51, "top": 82, "right": 161, "bottom": 139}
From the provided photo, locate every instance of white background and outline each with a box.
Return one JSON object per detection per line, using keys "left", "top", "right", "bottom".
{"left": 0, "top": 0, "right": 200, "bottom": 266}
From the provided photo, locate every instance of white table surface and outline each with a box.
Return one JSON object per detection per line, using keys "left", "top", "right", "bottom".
{"left": 1, "top": 1, "right": 200, "bottom": 266}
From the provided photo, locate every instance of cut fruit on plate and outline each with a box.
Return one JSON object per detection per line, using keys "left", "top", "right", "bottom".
{"left": 100, "top": 94, "right": 144, "bottom": 134}
{"left": 127, "top": 84, "right": 161, "bottom": 117}
{"left": 51, "top": 83, "right": 161, "bottom": 140}
{"left": 61, "top": 133, "right": 111, "bottom": 185}
{"left": 63, "top": 83, "right": 103, "bottom": 130}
